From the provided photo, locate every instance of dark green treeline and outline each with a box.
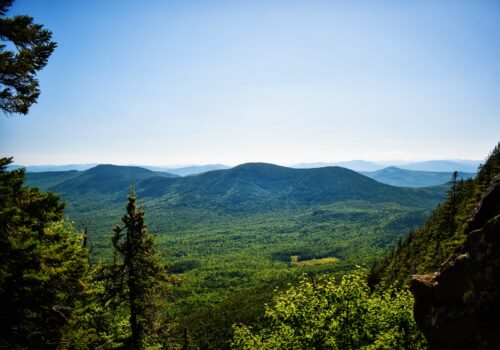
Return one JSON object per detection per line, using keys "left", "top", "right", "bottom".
{"left": 369, "top": 142, "right": 500, "bottom": 287}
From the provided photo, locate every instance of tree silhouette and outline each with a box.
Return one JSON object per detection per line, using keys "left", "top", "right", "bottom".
{"left": 0, "top": 0, "right": 56, "bottom": 114}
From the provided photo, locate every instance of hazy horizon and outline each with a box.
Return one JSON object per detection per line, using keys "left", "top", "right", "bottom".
{"left": 1, "top": 0, "right": 499, "bottom": 165}
{"left": 10, "top": 158, "right": 482, "bottom": 169}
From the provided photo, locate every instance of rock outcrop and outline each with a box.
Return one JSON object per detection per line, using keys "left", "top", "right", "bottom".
{"left": 410, "top": 174, "right": 500, "bottom": 350}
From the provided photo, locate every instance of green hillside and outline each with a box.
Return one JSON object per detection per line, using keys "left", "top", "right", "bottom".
{"left": 25, "top": 170, "right": 81, "bottom": 191}
{"left": 26, "top": 162, "right": 447, "bottom": 215}
{"left": 156, "top": 163, "right": 445, "bottom": 209}
{"left": 50, "top": 164, "right": 178, "bottom": 194}
{"left": 361, "top": 166, "right": 475, "bottom": 187}
{"left": 369, "top": 143, "right": 500, "bottom": 287}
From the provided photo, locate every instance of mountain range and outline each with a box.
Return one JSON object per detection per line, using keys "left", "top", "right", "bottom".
{"left": 292, "top": 160, "right": 481, "bottom": 173}
{"left": 25, "top": 163, "right": 448, "bottom": 212}
{"left": 361, "top": 167, "right": 475, "bottom": 188}
{"left": 24, "top": 162, "right": 474, "bottom": 196}
{"left": 144, "top": 164, "right": 230, "bottom": 176}
{"left": 12, "top": 159, "right": 481, "bottom": 175}
{"left": 9, "top": 163, "right": 228, "bottom": 175}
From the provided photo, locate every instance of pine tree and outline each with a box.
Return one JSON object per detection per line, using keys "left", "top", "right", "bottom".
{"left": 0, "top": 0, "right": 57, "bottom": 115}
{"left": 108, "top": 189, "right": 175, "bottom": 349}
{"left": 448, "top": 170, "right": 458, "bottom": 235}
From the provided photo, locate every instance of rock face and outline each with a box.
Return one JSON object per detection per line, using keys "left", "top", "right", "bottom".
{"left": 410, "top": 175, "right": 500, "bottom": 350}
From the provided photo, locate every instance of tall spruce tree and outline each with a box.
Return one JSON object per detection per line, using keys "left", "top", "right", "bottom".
{"left": 108, "top": 190, "right": 175, "bottom": 349}
{"left": 0, "top": 0, "right": 56, "bottom": 114}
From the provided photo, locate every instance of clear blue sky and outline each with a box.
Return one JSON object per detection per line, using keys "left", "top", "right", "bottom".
{"left": 1, "top": 0, "right": 499, "bottom": 166}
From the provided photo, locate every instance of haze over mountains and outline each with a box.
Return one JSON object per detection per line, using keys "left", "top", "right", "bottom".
{"left": 19, "top": 159, "right": 479, "bottom": 189}
{"left": 361, "top": 167, "right": 475, "bottom": 188}
{"left": 292, "top": 159, "right": 481, "bottom": 173}
{"left": 9, "top": 163, "right": 228, "bottom": 176}
{"left": 145, "top": 164, "right": 230, "bottom": 176}
{"left": 12, "top": 159, "right": 479, "bottom": 176}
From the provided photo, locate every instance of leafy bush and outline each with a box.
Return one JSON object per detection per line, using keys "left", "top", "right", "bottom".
{"left": 232, "top": 269, "right": 425, "bottom": 349}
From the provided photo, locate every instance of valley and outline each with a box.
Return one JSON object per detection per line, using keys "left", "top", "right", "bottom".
{"left": 25, "top": 163, "right": 447, "bottom": 315}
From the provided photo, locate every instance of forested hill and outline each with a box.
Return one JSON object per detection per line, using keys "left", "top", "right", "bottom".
{"left": 369, "top": 142, "right": 500, "bottom": 287}
{"left": 25, "top": 162, "right": 447, "bottom": 212}
{"left": 51, "top": 164, "right": 178, "bottom": 194}
{"left": 25, "top": 164, "right": 178, "bottom": 192}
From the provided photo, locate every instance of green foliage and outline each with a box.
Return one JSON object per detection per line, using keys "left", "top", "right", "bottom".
{"left": 232, "top": 269, "right": 425, "bottom": 350}
{"left": 476, "top": 142, "right": 500, "bottom": 192}
{"left": 177, "top": 282, "right": 278, "bottom": 349}
{"left": 0, "top": 0, "right": 57, "bottom": 114}
{"left": 104, "top": 190, "right": 177, "bottom": 349}
{"left": 25, "top": 170, "right": 81, "bottom": 191}
{"left": 0, "top": 157, "right": 89, "bottom": 349}
{"left": 370, "top": 142, "right": 500, "bottom": 287}
{"left": 56, "top": 258, "right": 131, "bottom": 350}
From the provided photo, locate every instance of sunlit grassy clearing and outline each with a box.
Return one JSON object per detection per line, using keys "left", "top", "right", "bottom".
{"left": 290, "top": 256, "right": 340, "bottom": 267}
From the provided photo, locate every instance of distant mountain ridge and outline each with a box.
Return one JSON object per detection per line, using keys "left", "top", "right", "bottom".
{"left": 25, "top": 163, "right": 448, "bottom": 212}
{"left": 8, "top": 164, "right": 98, "bottom": 172}
{"left": 143, "top": 164, "right": 230, "bottom": 176}
{"left": 11, "top": 163, "right": 229, "bottom": 175}
{"left": 292, "top": 160, "right": 480, "bottom": 172}
{"left": 361, "top": 167, "right": 476, "bottom": 188}
{"left": 11, "top": 159, "right": 480, "bottom": 175}
{"left": 25, "top": 165, "right": 178, "bottom": 192}
{"left": 397, "top": 160, "right": 480, "bottom": 173}
{"left": 293, "top": 160, "right": 383, "bottom": 172}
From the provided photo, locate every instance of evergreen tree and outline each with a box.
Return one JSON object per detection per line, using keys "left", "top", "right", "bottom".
{"left": 448, "top": 171, "right": 458, "bottom": 234}
{"left": 0, "top": 0, "right": 56, "bottom": 114}
{"left": 107, "top": 190, "right": 175, "bottom": 349}
{"left": 0, "top": 157, "right": 89, "bottom": 349}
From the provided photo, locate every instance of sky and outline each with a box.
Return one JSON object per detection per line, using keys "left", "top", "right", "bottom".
{"left": 1, "top": 0, "right": 499, "bottom": 166}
